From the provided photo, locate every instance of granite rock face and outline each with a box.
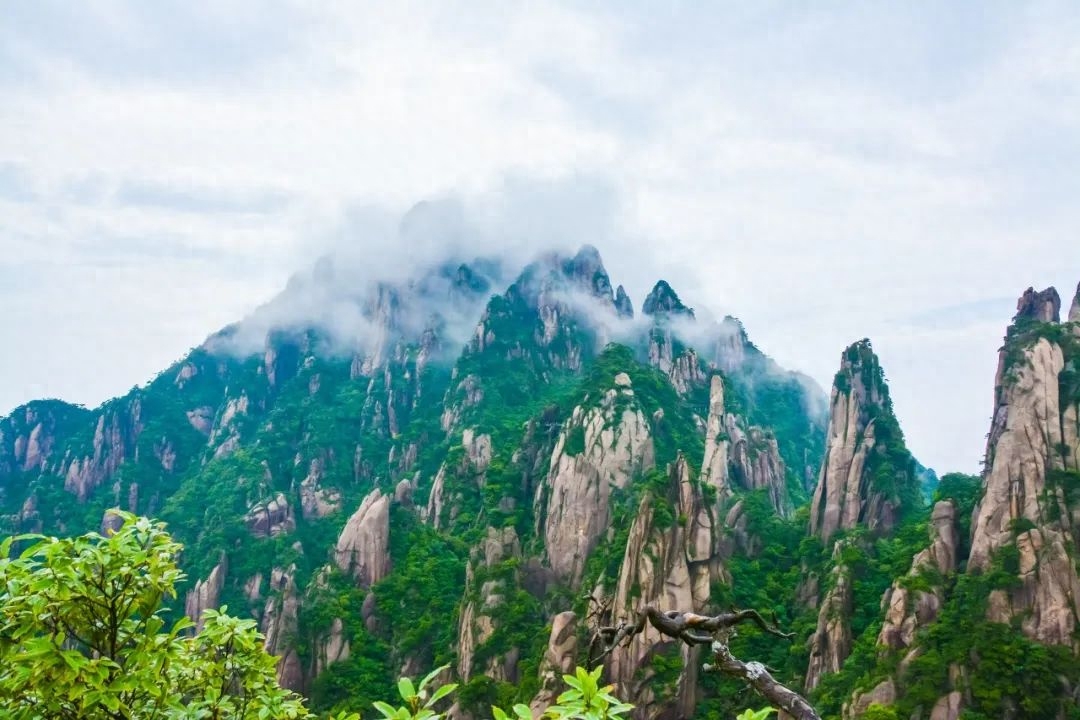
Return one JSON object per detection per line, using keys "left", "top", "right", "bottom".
{"left": 810, "top": 340, "right": 911, "bottom": 542}
{"left": 334, "top": 488, "right": 392, "bottom": 588}
{"left": 967, "top": 289, "right": 1080, "bottom": 647}
{"left": 606, "top": 457, "right": 727, "bottom": 720}
{"left": 877, "top": 500, "right": 958, "bottom": 651}
{"left": 539, "top": 377, "right": 655, "bottom": 588}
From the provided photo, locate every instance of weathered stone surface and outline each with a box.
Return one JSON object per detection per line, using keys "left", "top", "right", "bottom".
{"left": 540, "top": 379, "right": 655, "bottom": 588}
{"left": 878, "top": 501, "right": 957, "bottom": 651}
{"left": 530, "top": 612, "right": 579, "bottom": 715}
{"left": 334, "top": 488, "right": 391, "bottom": 587}
{"left": 1070, "top": 282, "right": 1080, "bottom": 324}
{"left": 929, "top": 691, "right": 963, "bottom": 720}
{"left": 844, "top": 678, "right": 896, "bottom": 719}
{"left": 969, "top": 331, "right": 1080, "bottom": 645}
{"left": 245, "top": 492, "right": 295, "bottom": 537}
{"left": 1014, "top": 286, "right": 1061, "bottom": 323}
{"left": 299, "top": 459, "right": 341, "bottom": 520}
{"left": 809, "top": 341, "right": 898, "bottom": 542}
{"left": 311, "top": 617, "right": 350, "bottom": 678}
{"left": 185, "top": 559, "right": 227, "bottom": 631}
{"left": 456, "top": 526, "right": 522, "bottom": 681}
{"left": 607, "top": 457, "right": 726, "bottom": 720}
{"left": 62, "top": 401, "right": 143, "bottom": 501}
{"left": 806, "top": 542, "right": 854, "bottom": 691}
{"left": 700, "top": 375, "right": 729, "bottom": 493}
{"left": 726, "top": 415, "right": 789, "bottom": 517}
{"left": 615, "top": 285, "right": 634, "bottom": 319}
{"left": 261, "top": 566, "right": 303, "bottom": 692}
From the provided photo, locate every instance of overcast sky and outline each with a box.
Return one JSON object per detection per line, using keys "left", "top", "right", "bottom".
{"left": 2, "top": 2, "right": 1079, "bottom": 476}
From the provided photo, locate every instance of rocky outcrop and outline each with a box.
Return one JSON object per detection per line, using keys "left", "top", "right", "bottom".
{"left": 530, "top": 612, "right": 579, "bottom": 714}
{"left": 929, "top": 691, "right": 963, "bottom": 720}
{"left": 805, "top": 542, "right": 854, "bottom": 691}
{"left": 1014, "top": 286, "right": 1061, "bottom": 323}
{"left": 877, "top": 501, "right": 958, "bottom": 651}
{"left": 642, "top": 281, "right": 694, "bottom": 318}
{"left": 311, "top": 617, "right": 350, "bottom": 678}
{"left": 245, "top": 492, "right": 295, "bottom": 537}
{"left": 641, "top": 281, "right": 703, "bottom": 394}
{"left": 700, "top": 375, "right": 730, "bottom": 493}
{"left": 61, "top": 400, "right": 144, "bottom": 501}
{"left": 810, "top": 340, "right": 911, "bottom": 542}
{"left": 1070, "top": 282, "right": 1080, "bottom": 324}
{"left": 334, "top": 488, "right": 392, "bottom": 587}
{"left": 615, "top": 285, "right": 634, "bottom": 319}
{"left": 424, "top": 428, "right": 492, "bottom": 530}
{"left": 726, "top": 417, "right": 789, "bottom": 517}
{"left": 185, "top": 559, "right": 227, "bottom": 631}
{"left": 607, "top": 457, "right": 726, "bottom": 720}
{"left": 299, "top": 459, "right": 342, "bottom": 520}
{"left": 456, "top": 526, "right": 522, "bottom": 682}
{"left": 968, "top": 287, "right": 1080, "bottom": 646}
{"left": 844, "top": 678, "right": 896, "bottom": 719}
{"left": 261, "top": 566, "right": 303, "bottom": 692}
{"left": 540, "top": 376, "right": 655, "bottom": 588}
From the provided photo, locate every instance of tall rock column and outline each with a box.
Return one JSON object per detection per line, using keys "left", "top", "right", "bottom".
{"left": 809, "top": 340, "right": 914, "bottom": 542}
{"left": 968, "top": 287, "right": 1080, "bottom": 646}
{"left": 607, "top": 457, "right": 726, "bottom": 720}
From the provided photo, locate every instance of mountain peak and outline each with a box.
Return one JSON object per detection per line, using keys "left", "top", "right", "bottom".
{"left": 1070, "top": 281, "right": 1080, "bottom": 323}
{"left": 642, "top": 280, "right": 693, "bottom": 318}
{"left": 561, "top": 245, "right": 613, "bottom": 301}
{"left": 1013, "top": 286, "right": 1061, "bottom": 324}
{"left": 614, "top": 285, "right": 634, "bottom": 319}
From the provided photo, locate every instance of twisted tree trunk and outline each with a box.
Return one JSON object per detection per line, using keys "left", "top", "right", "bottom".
{"left": 589, "top": 605, "right": 820, "bottom": 720}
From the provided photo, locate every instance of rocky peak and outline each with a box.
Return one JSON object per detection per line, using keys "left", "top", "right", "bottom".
{"left": 562, "top": 245, "right": 614, "bottom": 302}
{"left": 642, "top": 280, "right": 694, "bottom": 318}
{"left": 968, "top": 283, "right": 1080, "bottom": 646}
{"left": 614, "top": 285, "right": 634, "bottom": 319}
{"left": 1070, "top": 281, "right": 1080, "bottom": 324}
{"left": 1014, "top": 286, "right": 1061, "bottom": 323}
{"left": 809, "top": 339, "right": 912, "bottom": 542}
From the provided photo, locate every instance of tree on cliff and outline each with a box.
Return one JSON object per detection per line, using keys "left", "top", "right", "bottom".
{"left": 0, "top": 513, "right": 340, "bottom": 720}
{"left": 588, "top": 603, "right": 821, "bottom": 720}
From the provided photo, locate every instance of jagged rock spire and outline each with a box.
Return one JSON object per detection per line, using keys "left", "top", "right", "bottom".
{"left": 968, "top": 283, "right": 1080, "bottom": 645}
{"left": 1069, "top": 281, "right": 1080, "bottom": 323}
{"left": 614, "top": 284, "right": 634, "bottom": 319}
{"left": 1014, "top": 286, "right": 1061, "bottom": 323}
{"left": 642, "top": 280, "right": 694, "bottom": 318}
{"left": 809, "top": 339, "right": 912, "bottom": 542}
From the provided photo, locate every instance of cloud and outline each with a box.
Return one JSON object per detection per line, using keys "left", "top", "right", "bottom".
{"left": 2, "top": 2, "right": 1080, "bottom": 478}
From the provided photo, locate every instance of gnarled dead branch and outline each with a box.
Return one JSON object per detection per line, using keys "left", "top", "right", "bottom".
{"left": 588, "top": 604, "right": 819, "bottom": 720}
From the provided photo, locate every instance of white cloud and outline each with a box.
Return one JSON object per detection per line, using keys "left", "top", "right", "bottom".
{"left": 2, "top": 1, "right": 1079, "bottom": 476}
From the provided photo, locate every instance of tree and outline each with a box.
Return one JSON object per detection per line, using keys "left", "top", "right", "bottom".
{"left": 0, "top": 513, "right": 329, "bottom": 719}
{"left": 588, "top": 604, "right": 820, "bottom": 720}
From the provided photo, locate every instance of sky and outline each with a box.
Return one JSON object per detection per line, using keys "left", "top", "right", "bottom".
{"left": 2, "top": 1, "right": 1079, "bottom": 476}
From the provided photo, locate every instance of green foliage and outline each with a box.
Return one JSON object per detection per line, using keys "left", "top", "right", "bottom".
{"left": 545, "top": 666, "right": 634, "bottom": 720}
{"left": 736, "top": 709, "right": 776, "bottom": 720}
{"left": 564, "top": 425, "right": 587, "bottom": 456}
{"left": 371, "top": 665, "right": 457, "bottom": 720}
{"left": 373, "top": 507, "right": 467, "bottom": 668}
{"left": 861, "top": 704, "right": 899, "bottom": 720}
{"left": 0, "top": 513, "right": 313, "bottom": 719}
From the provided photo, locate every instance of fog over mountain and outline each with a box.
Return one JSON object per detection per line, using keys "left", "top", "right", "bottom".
{"left": 4, "top": 2, "right": 1080, "bottom": 478}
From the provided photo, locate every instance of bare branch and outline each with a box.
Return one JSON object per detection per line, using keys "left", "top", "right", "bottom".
{"left": 588, "top": 604, "right": 819, "bottom": 720}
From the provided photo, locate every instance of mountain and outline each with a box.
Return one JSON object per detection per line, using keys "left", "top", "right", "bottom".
{"left": 2, "top": 240, "right": 1078, "bottom": 720}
